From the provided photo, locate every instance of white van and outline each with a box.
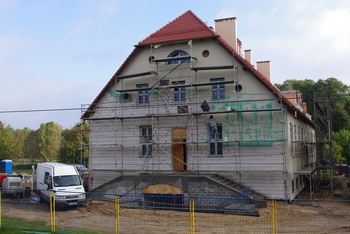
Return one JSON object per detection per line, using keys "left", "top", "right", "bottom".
{"left": 34, "top": 162, "right": 86, "bottom": 206}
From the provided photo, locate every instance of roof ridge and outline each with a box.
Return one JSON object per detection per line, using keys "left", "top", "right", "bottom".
{"left": 138, "top": 10, "right": 216, "bottom": 46}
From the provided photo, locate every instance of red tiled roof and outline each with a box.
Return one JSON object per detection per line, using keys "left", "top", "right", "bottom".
{"left": 138, "top": 10, "right": 217, "bottom": 46}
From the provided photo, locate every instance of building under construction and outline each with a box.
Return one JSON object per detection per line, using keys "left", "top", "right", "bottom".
{"left": 81, "top": 11, "right": 316, "bottom": 201}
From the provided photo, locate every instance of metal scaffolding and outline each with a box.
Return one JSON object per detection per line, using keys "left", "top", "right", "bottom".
{"left": 81, "top": 39, "right": 317, "bottom": 200}
{"left": 313, "top": 90, "right": 333, "bottom": 190}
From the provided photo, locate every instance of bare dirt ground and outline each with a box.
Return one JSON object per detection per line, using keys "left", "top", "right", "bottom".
{"left": 2, "top": 189, "right": 350, "bottom": 233}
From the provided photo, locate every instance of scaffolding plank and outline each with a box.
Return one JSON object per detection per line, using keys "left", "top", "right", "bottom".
{"left": 117, "top": 80, "right": 235, "bottom": 91}
{"left": 116, "top": 71, "right": 157, "bottom": 80}
{"left": 192, "top": 80, "right": 235, "bottom": 87}
{"left": 153, "top": 55, "right": 191, "bottom": 62}
{"left": 191, "top": 65, "right": 234, "bottom": 71}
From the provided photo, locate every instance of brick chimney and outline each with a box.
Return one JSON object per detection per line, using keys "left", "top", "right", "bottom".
{"left": 244, "top": 49, "right": 252, "bottom": 65}
{"left": 256, "top": 61, "right": 270, "bottom": 81}
{"left": 215, "top": 17, "right": 238, "bottom": 52}
{"left": 302, "top": 102, "right": 308, "bottom": 114}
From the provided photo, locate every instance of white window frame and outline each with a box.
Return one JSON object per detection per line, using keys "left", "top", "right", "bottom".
{"left": 173, "top": 80, "right": 186, "bottom": 103}
{"left": 140, "top": 126, "right": 152, "bottom": 157}
{"left": 211, "top": 78, "right": 225, "bottom": 100}
{"left": 137, "top": 84, "right": 149, "bottom": 105}
{"left": 208, "top": 124, "right": 223, "bottom": 156}
{"left": 167, "top": 50, "right": 190, "bottom": 65}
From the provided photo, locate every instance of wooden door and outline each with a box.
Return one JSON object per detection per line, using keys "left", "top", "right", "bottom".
{"left": 172, "top": 128, "right": 187, "bottom": 171}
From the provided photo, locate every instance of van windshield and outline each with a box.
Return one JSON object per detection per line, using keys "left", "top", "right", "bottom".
{"left": 53, "top": 175, "right": 82, "bottom": 187}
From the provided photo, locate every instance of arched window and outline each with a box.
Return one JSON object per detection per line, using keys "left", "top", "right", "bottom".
{"left": 167, "top": 50, "right": 190, "bottom": 65}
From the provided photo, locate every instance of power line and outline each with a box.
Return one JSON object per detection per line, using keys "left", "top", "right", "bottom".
{"left": 0, "top": 107, "right": 81, "bottom": 114}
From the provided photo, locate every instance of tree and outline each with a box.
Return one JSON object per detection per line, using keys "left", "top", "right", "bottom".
{"left": 37, "top": 122, "right": 62, "bottom": 161}
{"left": 23, "top": 130, "right": 40, "bottom": 161}
{"left": 315, "top": 78, "right": 349, "bottom": 108}
{"left": 332, "top": 107, "right": 350, "bottom": 132}
{"left": 58, "top": 123, "right": 89, "bottom": 165}
{"left": 330, "top": 141, "right": 346, "bottom": 163}
{"left": 13, "top": 128, "right": 31, "bottom": 161}
{"left": 314, "top": 78, "right": 350, "bottom": 131}
{"left": 332, "top": 129, "right": 350, "bottom": 163}
{"left": 275, "top": 79, "right": 316, "bottom": 117}
{"left": 0, "top": 120, "right": 90, "bottom": 165}
{"left": 275, "top": 78, "right": 350, "bottom": 131}
{"left": 0, "top": 121, "right": 17, "bottom": 161}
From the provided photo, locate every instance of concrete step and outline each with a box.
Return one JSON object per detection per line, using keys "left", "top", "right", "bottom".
{"left": 207, "top": 174, "right": 267, "bottom": 208}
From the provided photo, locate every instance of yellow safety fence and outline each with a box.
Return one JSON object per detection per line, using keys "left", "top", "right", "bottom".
{"left": 1, "top": 192, "right": 350, "bottom": 233}
{"left": 50, "top": 192, "right": 56, "bottom": 233}
{"left": 0, "top": 190, "right": 2, "bottom": 229}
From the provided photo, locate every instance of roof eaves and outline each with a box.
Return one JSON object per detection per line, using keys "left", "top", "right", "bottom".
{"left": 136, "top": 35, "right": 218, "bottom": 47}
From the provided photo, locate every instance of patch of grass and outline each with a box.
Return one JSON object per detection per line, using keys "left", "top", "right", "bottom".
{"left": 0, "top": 217, "right": 98, "bottom": 234}
{"left": 0, "top": 217, "right": 50, "bottom": 234}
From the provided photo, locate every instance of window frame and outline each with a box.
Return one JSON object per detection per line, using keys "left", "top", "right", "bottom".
{"left": 211, "top": 78, "right": 225, "bottom": 100}
{"left": 208, "top": 124, "right": 223, "bottom": 156}
{"left": 139, "top": 126, "right": 153, "bottom": 157}
{"left": 167, "top": 50, "right": 191, "bottom": 65}
{"left": 137, "top": 84, "right": 149, "bottom": 105}
{"left": 173, "top": 80, "right": 186, "bottom": 103}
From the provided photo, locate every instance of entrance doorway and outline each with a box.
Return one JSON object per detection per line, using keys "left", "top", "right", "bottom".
{"left": 171, "top": 128, "right": 187, "bottom": 171}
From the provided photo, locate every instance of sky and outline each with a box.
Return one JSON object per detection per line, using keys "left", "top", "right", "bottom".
{"left": 0, "top": 0, "right": 349, "bottom": 130}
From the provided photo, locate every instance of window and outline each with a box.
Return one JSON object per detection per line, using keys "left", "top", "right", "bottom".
{"left": 202, "top": 50, "right": 210, "bottom": 58}
{"left": 290, "top": 123, "right": 293, "bottom": 155}
{"left": 301, "top": 127, "right": 304, "bottom": 141}
{"left": 173, "top": 81, "right": 186, "bottom": 102}
{"left": 293, "top": 125, "right": 297, "bottom": 155}
{"left": 44, "top": 172, "right": 50, "bottom": 185}
{"left": 209, "top": 124, "right": 223, "bottom": 156}
{"left": 53, "top": 175, "right": 81, "bottom": 187}
{"left": 167, "top": 50, "right": 190, "bottom": 65}
{"left": 140, "top": 126, "right": 152, "bottom": 157}
{"left": 44, "top": 172, "right": 52, "bottom": 189}
{"left": 137, "top": 84, "right": 149, "bottom": 104}
{"left": 211, "top": 78, "right": 225, "bottom": 100}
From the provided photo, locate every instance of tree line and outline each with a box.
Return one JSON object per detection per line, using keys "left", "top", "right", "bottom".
{"left": 0, "top": 77, "right": 349, "bottom": 166}
{"left": 0, "top": 121, "right": 89, "bottom": 166}
{"left": 275, "top": 77, "right": 350, "bottom": 163}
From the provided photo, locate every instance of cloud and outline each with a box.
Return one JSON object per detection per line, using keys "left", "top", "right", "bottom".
{"left": 279, "top": 1, "right": 350, "bottom": 81}
{"left": 309, "top": 8, "right": 350, "bottom": 52}
{"left": 222, "top": 0, "right": 350, "bottom": 84}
